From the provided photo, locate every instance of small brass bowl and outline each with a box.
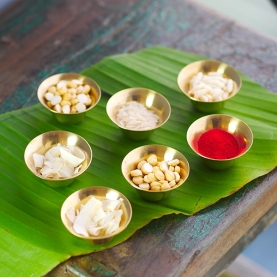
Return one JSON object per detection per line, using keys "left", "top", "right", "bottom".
{"left": 177, "top": 60, "right": 241, "bottom": 113}
{"left": 60, "top": 186, "right": 132, "bottom": 244}
{"left": 121, "top": 145, "right": 190, "bottom": 201}
{"left": 187, "top": 114, "right": 253, "bottom": 170}
{"left": 37, "top": 73, "right": 101, "bottom": 124}
{"left": 24, "top": 130, "right": 92, "bottom": 187}
{"left": 106, "top": 88, "right": 171, "bottom": 140}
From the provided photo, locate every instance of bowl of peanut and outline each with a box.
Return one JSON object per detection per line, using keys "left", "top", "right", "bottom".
{"left": 37, "top": 73, "right": 101, "bottom": 124}
{"left": 121, "top": 144, "right": 190, "bottom": 201}
{"left": 177, "top": 60, "right": 241, "bottom": 113}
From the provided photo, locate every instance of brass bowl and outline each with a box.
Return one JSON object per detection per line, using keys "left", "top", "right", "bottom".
{"left": 37, "top": 73, "right": 101, "bottom": 124}
{"left": 24, "top": 130, "right": 92, "bottom": 187}
{"left": 121, "top": 144, "right": 190, "bottom": 201}
{"left": 177, "top": 60, "right": 242, "bottom": 113}
{"left": 187, "top": 114, "right": 253, "bottom": 170}
{"left": 106, "top": 88, "right": 171, "bottom": 140}
{"left": 60, "top": 186, "right": 132, "bottom": 244}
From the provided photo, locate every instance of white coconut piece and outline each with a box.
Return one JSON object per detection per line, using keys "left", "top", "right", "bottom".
{"left": 97, "top": 210, "right": 116, "bottom": 227}
{"left": 71, "top": 146, "right": 86, "bottom": 160}
{"left": 33, "top": 153, "right": 44, "bottom": 168}
{"left": 60, "top": 146, "right": 85, "bottom": 167}
{"left": 51, "top": 157, "right": 64, "bottom": 173}
{"left": 44, "top": 144, "right": 61, "bottom": 160}
{"left": 58, "top": 162, "right": 75, "bottom": 178}
{"left": 73, "top": 196, "right": 102, "bottom": 237}
{"left": 44, "top": 160, "right": 54, "bottom": 168}
{"left": 105, "top": 209, "right": 123, "bottom": 235}
{"left": 40, "top": 165, "right": 53, "bottom": 177}
{"left": 65, "top": 207, "right": 76, "bottom": 224}
{"left": 102, "top": 198, "right": 123, "bottom": 212}
{"left": 91, "top": 206, "right": 106, "bottom": 224}
{"left": 87, "top": 222, "right": 107, "bottom": 237}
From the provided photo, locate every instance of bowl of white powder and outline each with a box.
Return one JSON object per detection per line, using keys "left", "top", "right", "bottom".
{"left": 106, "top": 88, "right": 171, "bottom": 140}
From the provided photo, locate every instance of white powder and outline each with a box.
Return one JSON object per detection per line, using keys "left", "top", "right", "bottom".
{"left": 116, "top": 101, "right": 159, "bottom": 130}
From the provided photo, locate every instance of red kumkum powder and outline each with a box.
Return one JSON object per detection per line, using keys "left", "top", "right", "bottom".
{"left": 197, "top": 129, "right": 240, "bottom": 159}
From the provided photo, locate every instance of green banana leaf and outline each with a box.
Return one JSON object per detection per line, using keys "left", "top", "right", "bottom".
{"left": 1, "top": 46, "right": 277, "bottom": 277}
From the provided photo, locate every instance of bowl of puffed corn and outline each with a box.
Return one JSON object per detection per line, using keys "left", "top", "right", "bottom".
{"left": 177, "top": 60, "right": 241, "bottom": 113}
{"left": 37, "top": 73, "right": 101, "bottom": 124}
{"left": 121, "top": 144, "right": 190, "bottom": 201}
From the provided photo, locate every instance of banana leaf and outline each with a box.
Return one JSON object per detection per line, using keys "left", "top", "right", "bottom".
{"left": 1, "top": 46, "right": 277, "bottom": 277}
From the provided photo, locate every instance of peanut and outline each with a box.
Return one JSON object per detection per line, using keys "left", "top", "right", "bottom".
{"left": 130, "top": 154, "right": 185, "bottom": 192}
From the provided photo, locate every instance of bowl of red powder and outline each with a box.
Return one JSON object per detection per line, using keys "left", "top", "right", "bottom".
{"left": 187, "top": 114, "right": 253, "bottom": 170}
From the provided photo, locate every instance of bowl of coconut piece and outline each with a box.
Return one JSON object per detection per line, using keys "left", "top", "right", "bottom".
{"left": 61, "top": 186, "right": 132, "bottom": 244}
{"left": 37, "top": 73, "right": 101, "bottom": 124}
{"left": 106, "top": 88, "right": 171, "bottom": 140}
{"left": 24, "top": 130, "right": 92, "bottom": 187}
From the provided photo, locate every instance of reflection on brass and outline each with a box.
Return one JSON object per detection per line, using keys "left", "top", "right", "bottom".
{"left": 60, "top": 186, "right": 132, "bottom": 245}
{"left": 177, "top": 60, "right": 242, "bottom": 113}
{"left": 24, "top": 130, "right": 92, "bottom": 187}
{"left": 186, "top": 114, "right": 253, "bottom": 170}
{"left": 121, "top": 144, "right": 190, "bottom": 201}
{"left": 106, "top": 88, "right": 171, "bottom": 140}
{"left": 37, "top": 73, "right": 101, "bottom": 124}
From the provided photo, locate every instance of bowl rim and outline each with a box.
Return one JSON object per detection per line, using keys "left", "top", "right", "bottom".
{"left": 121, "top": 144, "right": 190, "bottom": 193}
{"left": 106, "top": 87, "right": 171, "bottom": 131}
{"left": 186, "top": 114, "right": 253, "bottom": 161}
{"left": 60, "top": 186, "right": 133, "bottom": 240}
{"left": 24, "top": 130, "right": 93, "bottom": 181}
{"left": 37, "top": 72, "right": 102, "bottom": 115}
{"left": 177, "top": 59, "right": 242, "bottom": 103}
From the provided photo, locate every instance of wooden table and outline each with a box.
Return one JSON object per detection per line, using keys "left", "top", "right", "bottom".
{"left": 1, "top": 0, "right": 277, "bottom": 276}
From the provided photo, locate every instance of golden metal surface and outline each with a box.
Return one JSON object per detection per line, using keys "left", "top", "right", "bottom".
{"left": 37, "top": 73, "right": 101, "bottom": 124}
{"left": 121, "top": 144, "right": 190, "bottom": 201}
{"left": 187, "top": 114, "right": 253, "bottom": 170}
{"left": 60, "top": 186, "right": 132, "bottom": 245}
{"left": 106, "top": 87, "right": 171, "bottom": 140}
{"left": 177, "top": 60, "right": 242, "bottom": 113}
{"left": 24, "top": 130, "right": 92, "bottom": 187}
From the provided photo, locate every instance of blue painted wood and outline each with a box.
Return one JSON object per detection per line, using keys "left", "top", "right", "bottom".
{"left": 1, "top": 0, "right": 277, "bottom": 276}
